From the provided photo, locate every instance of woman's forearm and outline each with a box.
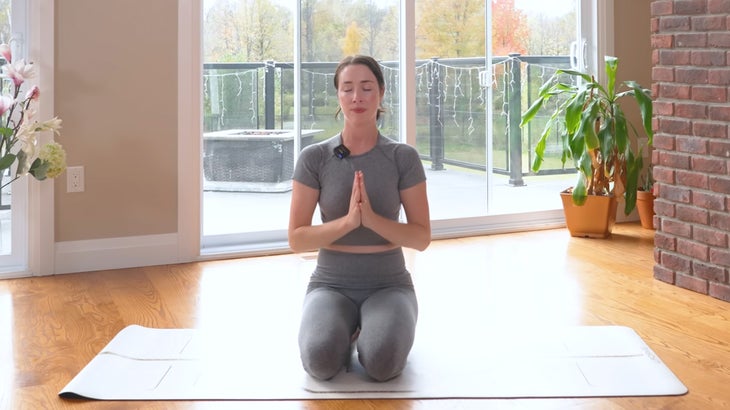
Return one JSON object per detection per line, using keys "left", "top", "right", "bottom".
{"left": 363, "top": 214, "right": 431, "bottom": 251}
{"left": 288, "top": 216, "right": 358, "bottom": 253}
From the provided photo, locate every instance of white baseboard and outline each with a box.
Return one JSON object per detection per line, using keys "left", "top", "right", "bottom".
{"left": 431, "top": 210, "right": 567, "bottom": 240}
{"left": 45, "top": 209, "right": 639, "bottom": 276}
{"left": 54, "top": 234, "right": 180, "bottom": 275}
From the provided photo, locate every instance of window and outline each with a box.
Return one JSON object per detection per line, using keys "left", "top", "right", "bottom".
{"left": 200, "top": 0, "right": 603, "bottom": 256}
{"left": 0, "top": 0, "right": 29, "bottom": 277}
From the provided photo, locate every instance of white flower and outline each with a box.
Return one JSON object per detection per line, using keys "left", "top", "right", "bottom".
{"left": 16, "top": 122, "right": 37, "bottom": 145}
{"left": 0, "top": 42, "right": 67, "bottom": 188}
{"left": 1, "top": 59, "right": 35, "bottom": 87}
{"left": 0, "top": 95, "right": 14, "bottom": 116}
{"left": 31, "top": 117, "right": 62, "bottom": 134}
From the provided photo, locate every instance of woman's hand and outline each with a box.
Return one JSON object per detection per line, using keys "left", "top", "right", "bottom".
{"left": 355, "top": 171, "right": 376, "bottom": 229}
{"left": 350, "top": 170, "right": 431, "bottom": 252}
{"left": 345, "top": 170, "right": 376, "bottom": 229}
{"left": 345, "top": 171, "right": 363, "bottom": 229}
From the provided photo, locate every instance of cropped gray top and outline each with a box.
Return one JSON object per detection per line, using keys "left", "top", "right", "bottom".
{"left": 293, "top": 133, "right": 426, "bottom": 246}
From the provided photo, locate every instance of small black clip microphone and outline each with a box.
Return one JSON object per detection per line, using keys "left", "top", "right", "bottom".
{"left": 334, "top": 144, "right": 350, "bottom": 159}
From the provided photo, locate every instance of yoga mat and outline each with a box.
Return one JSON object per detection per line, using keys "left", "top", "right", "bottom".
{"left": 59, "top": 324, "right": 687, "bottom": 400}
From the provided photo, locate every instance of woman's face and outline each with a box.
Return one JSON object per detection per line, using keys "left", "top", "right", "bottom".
{"left": 336, "top": 64, "right": 384, "bottom": 124}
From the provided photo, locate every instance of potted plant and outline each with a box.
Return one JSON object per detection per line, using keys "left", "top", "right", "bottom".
{"left": 636, "top": 164, "right": 656, "bottom": 229}
{"left": 520, "top": 56, "right": 653, "bottom": 238}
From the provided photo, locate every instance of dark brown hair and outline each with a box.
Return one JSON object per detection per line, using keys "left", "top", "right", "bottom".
{"left": 333, "top": 55, "right": 386, "bottom": 120}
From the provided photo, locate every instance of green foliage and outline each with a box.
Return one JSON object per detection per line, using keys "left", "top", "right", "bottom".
{"left": 641, "top": 164, "right": 654, "bottom": 192}
{"left": 416, "top": 0, "right": 485, "bottom": 58}
{"left": 28, "top": 157, "right": 49, "bottom": 181}
{"left": 204, "top": 0, "right": 294, "bottom": 62}
{"left": 520, "top": 56, "right": 654, "bottom": 215}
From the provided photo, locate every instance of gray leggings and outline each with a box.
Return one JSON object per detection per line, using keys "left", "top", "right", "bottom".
{"left": 298, "top": 250, "right": 418, "bottom": 382}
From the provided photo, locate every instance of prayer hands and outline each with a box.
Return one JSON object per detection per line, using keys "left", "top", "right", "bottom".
{"left": 347, "top": 170, "right": 375, "bottom": 229}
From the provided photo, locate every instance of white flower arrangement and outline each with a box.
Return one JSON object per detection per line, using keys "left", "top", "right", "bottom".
{"left": 0, "top": 43, "right": 66, "bottom": 189}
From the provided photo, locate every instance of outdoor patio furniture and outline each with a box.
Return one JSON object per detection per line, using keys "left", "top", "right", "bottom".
{"left": 203, "top": 129, "right": 320, "bottom": 192}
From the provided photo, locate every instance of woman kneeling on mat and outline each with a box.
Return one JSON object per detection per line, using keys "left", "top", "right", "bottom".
{"left": 288, "top": 55, "right": 431, "bottom": 382}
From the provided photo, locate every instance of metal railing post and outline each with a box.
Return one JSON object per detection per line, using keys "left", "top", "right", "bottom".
{"left": 203, "top": 55, "right": 573, "bottom": 176}
{"left": 429, "top": 57, "right": 445, "bottom": 170}
{"left": 265, "top": 60, "right": 275, "bottom": 129}
{"left": 507, "top": 53, "right": 524, "bottom": 186}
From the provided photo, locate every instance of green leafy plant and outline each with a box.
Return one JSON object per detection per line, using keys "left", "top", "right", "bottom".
{"left": 641, "top": 163, "right": 655, "bottom": 193}
{"left": 520, "top": 56, "right": 653, "bottom": 215}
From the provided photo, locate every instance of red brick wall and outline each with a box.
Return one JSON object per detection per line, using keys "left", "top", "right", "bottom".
{"left": 651, "top": 0, "right": 730, "bottom": 302}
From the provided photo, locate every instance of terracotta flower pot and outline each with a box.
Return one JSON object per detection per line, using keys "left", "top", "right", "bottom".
{"left": 636, "top": 190, "right": 656, "bottom": 229}
{"left": 560, "top": 190, "right": 618, "bottom": 238}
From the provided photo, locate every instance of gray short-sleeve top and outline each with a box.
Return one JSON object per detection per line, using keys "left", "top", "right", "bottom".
{"left": 293, "top": 133, "right": 426, "bottom": 246}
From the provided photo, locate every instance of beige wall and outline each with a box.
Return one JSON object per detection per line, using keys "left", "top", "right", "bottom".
{"left": 613, "top": 0, "right": 653, "bottom": 141}
{"left": 49, "top": 1, "right": 652, "bottom": 244}
{"left": 54, "top": 0, "right": 178, "bottom": 242}
{"left": 614, "top": 0, "right": 652, "bottom": 86}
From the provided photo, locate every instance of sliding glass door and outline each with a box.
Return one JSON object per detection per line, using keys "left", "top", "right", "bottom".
{"left": 201, "top": 0, "right": 598, "bottom": 255}
{"left": 0, "top": 0, "right": 30, "bottom": 276}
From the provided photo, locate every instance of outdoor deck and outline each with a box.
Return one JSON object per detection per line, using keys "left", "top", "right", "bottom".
{"left": 203, "top": 165, "right": 577, "bottom": 236}
{"left": 0, "top": 166, "right": 577, "bottom": 259}
{"left": 0, "top": 166, "right": 578, "bottom": 257}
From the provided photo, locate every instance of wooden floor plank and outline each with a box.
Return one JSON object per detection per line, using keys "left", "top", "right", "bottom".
{"left": 2, "top": 223, "right": 729, "bottom": 409}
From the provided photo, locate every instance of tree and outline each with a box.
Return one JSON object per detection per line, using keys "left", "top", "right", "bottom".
{"left": 374, "top": 5, "right": 399, "bottom": 60}
{"left": 351, "top": 0, "right": 397, "bottom": 60}
{"left": 247, "top": 0, "right": 292, "bottom": 60}
{"left": 308, "top": 0, "right": 349, "bottom": 61}
{"left": 491, "top": 0, "right": 529, "bottom": 56}
{"left": 301, "top": 0, "right": 315, "bottom": 62}
{"left": 415, "top": 0, "right": 532, "bottom": 59}
{"left": 524, "top": 12, "right": 574, "bottom": 55}
{"left": 204, "top": 0, "right": 292, "bottom": 62}
{"left": 204, "top": 1, "right": 242, "bottom": 62}
{"left": 342, "top": 21, "right": 363, "bottom": 56}
{"left": 416, "top": 0, "right": 485, "bottom": 59}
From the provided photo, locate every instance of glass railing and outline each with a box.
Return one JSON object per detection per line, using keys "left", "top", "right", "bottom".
{"left": 203, "top": 55, "right": 574, "bottom": 183}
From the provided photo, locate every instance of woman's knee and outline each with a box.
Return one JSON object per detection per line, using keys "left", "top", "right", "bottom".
{"left": 357, "top": 287, "right": 417, "bottom": 381}
{"left": 299, "top": 338, "right": 349, "bottom": 380}
{"left": 357, "top": 342, "right": 408, "bottom": 382}
{"left": 298, "top": 287, "right": 358, "bottom": 380}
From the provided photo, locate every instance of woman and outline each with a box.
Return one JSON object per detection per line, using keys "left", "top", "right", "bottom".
{"left": 288, "top": 55, "right": 431, "bottom": 382}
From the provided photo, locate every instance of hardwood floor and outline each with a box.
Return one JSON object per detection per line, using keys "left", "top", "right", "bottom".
{"left": 1, "top": 223, "right": 728, "bottom": 409}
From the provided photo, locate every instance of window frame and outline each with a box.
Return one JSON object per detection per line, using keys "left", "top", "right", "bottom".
{"left": 189, "top": 0, "right": 611, "bottom": 260}
{"left": 0, "top": 0, "right": 80, "bottom": 277}
{"left": 0, "top": 0, "right": 32, "bottom": 277}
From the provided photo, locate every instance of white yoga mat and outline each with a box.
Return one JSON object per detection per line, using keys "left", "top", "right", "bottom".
{"left": 59, "top": 324, "right": 687, "bottom": 400}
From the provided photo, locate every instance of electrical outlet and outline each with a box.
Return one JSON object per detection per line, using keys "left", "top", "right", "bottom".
{"left": 67, "top": 166, "right": 84, "bottom": 193}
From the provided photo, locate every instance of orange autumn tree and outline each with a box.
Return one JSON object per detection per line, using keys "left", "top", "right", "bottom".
{"left": 491, "top": 0, "right": 529, "bottom": 56}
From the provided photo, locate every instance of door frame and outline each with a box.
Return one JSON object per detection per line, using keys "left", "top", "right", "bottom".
{"left": 186, "top": 0, "right": 614, "bottom": 260}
